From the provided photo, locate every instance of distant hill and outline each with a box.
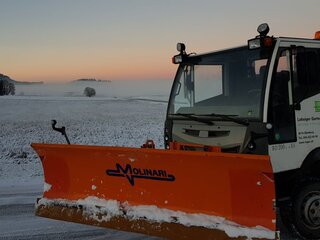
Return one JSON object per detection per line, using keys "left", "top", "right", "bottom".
{"left": 0, "top": 74, "right": 43, "bottom": 85}
{"left": 72, "top": 78, "right": 111, "bottom": 83}
{"left": 15, "top": 81, "right": 44, "bottom": 85}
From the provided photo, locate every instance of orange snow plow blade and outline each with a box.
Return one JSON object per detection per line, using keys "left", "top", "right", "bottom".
{"left": 32, "top": 143, "right": 276, "bottom": 240}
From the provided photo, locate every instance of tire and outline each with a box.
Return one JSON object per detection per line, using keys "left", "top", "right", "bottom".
{"left": 292, "top": 181, "right": 320, "bottom": 239}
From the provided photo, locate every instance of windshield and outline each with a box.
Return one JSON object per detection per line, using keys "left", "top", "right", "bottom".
{"left": 168, "top": 46, "right": 273, "bottom": 120}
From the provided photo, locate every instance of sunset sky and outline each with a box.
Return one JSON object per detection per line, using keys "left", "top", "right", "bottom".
{"left": 1, "top": 0, "right": 319, "bottom": 82}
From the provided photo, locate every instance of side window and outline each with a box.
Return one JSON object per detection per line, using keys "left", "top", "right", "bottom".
{"left": 294, "top": 48, "right": 320, "bottom": 102}
{"left": 268, "top": 49, "right": 296, "bottom": 143}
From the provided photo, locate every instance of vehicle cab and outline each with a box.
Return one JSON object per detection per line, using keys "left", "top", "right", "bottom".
{"left": 166, "top": 24, "right": 276, "bottom": 155}
{"left": 165, "top": 24, "right": 320, "bottom": 239}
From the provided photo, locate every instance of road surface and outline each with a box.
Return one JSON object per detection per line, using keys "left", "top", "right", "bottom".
{"left": 0, "top": 183, "right": 160, "bottom": 240}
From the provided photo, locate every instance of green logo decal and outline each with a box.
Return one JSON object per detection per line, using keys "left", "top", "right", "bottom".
{"left": 315, "top": 101, "right": 320, "bottom": 112}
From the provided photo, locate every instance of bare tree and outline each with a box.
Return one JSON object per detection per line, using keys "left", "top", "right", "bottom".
{"left": 0, "top": 80, "right": 15, "bottom": 96}
{"left": 9, "top": 82, "right": 15, "bottom": 95}
{"left": 0, "top": 81, "right": 4, "bottom": 96}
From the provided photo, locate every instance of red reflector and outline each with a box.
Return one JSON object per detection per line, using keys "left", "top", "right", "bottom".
{"left": 263, "top": 37, "right": 273, "bottom": 47}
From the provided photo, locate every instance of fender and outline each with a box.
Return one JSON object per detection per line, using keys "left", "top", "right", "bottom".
{"left": 274, "top": 148, "right": 320, "bottom": 199}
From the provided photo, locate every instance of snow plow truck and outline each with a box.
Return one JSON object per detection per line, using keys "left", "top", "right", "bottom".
{"left": 32, "top": 24, "right": 320, "bottom": 239}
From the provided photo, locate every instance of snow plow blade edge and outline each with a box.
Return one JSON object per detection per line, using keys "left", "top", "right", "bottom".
{"left": 32, "top": 143, "right": 276, "bottom": 239}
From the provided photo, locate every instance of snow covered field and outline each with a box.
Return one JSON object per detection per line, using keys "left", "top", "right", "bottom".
{"left": 1, "top": 80, "right": 171, "bottom": 185}
{"left": 0, "top": 96, "right": 167, "bottom": 185}
{"left": 0, "top": 81, "right": 169, "bottom": 239}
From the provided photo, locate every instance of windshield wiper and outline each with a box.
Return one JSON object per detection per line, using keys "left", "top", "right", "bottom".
{"left": 169, "top": 113, "right": 214, "bottom": 125}
{"left": 198, "top": 113, "right": 249, "bottom": 126}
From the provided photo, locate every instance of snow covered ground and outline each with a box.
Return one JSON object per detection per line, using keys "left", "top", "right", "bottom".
{"left": 1, "top": 79, "right": 171, "bottom": 184}
{"left": 0, "top": 96, "right": 167, "bottom": 185}
{"left": 0, "top": 81, "right": 169, "bottom": 239}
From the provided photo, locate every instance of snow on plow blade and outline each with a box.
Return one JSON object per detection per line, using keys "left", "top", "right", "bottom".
{"left": 32, "top": 143, "right": 276, "bottom": 240}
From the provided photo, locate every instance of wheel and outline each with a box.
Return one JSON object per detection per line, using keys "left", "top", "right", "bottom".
{"left": 292, "top": 181, "right": 320, "bottom": 239}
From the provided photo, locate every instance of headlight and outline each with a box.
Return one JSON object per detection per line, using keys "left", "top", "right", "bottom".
{"left": 172, "top": 54, "right": 183, "bottom": 64}
{"left": 248, "top": 38, "right": 261, "bottom": 50}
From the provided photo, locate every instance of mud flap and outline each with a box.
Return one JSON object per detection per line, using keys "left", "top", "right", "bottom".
{"left": 32, "top": 143, "right": 276, "bottom": 239}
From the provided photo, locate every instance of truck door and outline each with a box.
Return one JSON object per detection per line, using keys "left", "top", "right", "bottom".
{"left": 268, "top": 43, "right": 320, "bottom": 173}
{"left": 268, "top": 49, "right": 296, "bottom": 144}
{"left": 292, "top": 46, "right": 320, "bottom": 165}
{"left": 267, "top": 48, "right": 299, "bottom": 173}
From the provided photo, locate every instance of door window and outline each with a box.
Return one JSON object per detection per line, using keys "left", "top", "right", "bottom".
{"left": 293, "top": 47, "right": 320, "bottom": 103}
{"left": 268, "top": 49, "right": 296, "bottom": 143}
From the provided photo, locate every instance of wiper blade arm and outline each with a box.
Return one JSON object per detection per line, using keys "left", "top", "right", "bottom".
{"left": 170, "top": 113, "right": 214, "bottom": 126}
{"left": 200, "top": 113, "right": 249, "bottom": 126}
{"left": 170, "top": 113, "right": 249, "bottom": 126}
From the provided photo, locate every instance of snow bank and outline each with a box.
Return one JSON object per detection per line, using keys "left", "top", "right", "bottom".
{"left": 37, "top": 197, "right": 274, "bottom": 239}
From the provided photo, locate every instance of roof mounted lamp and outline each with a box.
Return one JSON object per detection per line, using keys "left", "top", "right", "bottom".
{"left": 172, "top": 43, "right": 188, "bottom": 64}
{"left": 257, "top": 23, "right": 270, "bottom": 37}
{"left": 177, "top": 43, "right": 186, "bottom": 54}
{"left": 248, "top": 23, "right": 274, "bottom": 50}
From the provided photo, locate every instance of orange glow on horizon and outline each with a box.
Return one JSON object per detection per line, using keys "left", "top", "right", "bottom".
{"left": 5, "top": 64, "right": 177, "bottom": 83}
{"left": 1, "top": 42, "right": 180, "bottom": 82}
{"left": 2, "top": 53, "right": 178, "bottom": 82}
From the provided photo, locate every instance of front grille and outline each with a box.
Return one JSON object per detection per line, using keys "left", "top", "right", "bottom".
{"left": 184, "top": 129, "right": 230, "bottom": 138}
